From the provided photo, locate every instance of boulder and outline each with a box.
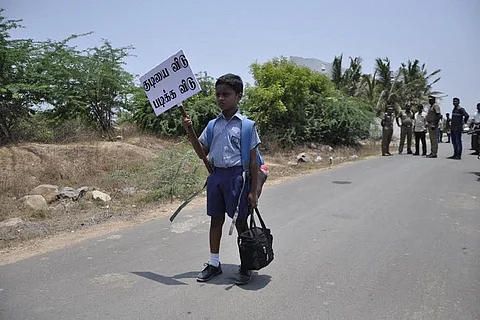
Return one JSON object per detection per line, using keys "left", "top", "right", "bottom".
{"left": 0, "top": 217, "right": 24, "bottom": 228}
{"left": 59, "top": 186, "right": 80, "bottom": 200}
{"left": 92, "top": 190, "right": 111, "bottom": 202}
{"left": 19, "top": 195, "right": 48, "bottom": 211}
{"left": 29, "top": 184, "right": 59, "bottom": 203}
{"left": 296, "top": 152, "right": 311, "bottom": 163}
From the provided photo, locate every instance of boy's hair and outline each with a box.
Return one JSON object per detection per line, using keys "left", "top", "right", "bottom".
{"left": 215, "top": 73, "right": 243, "bottom": 95}
{"left": 453, "top": 97, "right": 460, "bottom": 102}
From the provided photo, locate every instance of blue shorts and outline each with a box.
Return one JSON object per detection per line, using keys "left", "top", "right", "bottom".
{"left": 207, "top": 166, "right": 250, "bottom": 219}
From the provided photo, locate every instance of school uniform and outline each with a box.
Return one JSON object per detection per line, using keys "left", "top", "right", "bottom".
{"left": 198, "top": 111, "right": 261, "bottom": 219}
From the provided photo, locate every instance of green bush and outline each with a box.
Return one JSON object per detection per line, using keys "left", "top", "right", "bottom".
{"left": 305, "top": 96, "right": 375, "bottom": 145}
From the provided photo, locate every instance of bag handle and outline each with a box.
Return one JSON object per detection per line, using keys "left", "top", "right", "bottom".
{"left": 248, "top": 206, "right": 268, "bottom": 232}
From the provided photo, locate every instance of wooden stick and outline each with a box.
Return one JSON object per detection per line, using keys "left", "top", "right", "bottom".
{"left": 178, "top": 104, "right": 212, "bottom": 174}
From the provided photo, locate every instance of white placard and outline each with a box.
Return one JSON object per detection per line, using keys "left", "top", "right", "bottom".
{"left": 140, "top": 50, "right": 202, "bottom": 116}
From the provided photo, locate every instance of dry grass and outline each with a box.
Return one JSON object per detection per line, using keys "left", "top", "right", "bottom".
{"left": 0, "top": 129, "right": 380, "bottom": 249}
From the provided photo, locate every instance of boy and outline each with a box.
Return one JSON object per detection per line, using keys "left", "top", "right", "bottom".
{"left": 182, "top": 73, "right": 261, "bottom": 285}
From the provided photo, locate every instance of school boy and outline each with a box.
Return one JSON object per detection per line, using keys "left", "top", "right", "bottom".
{"left": 182, "top": 73, "right": 261, "bottom": 285}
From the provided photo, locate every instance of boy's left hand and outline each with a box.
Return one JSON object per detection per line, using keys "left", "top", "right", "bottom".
{"left": 248, "top": 192, "right": 258, "bottom": 208}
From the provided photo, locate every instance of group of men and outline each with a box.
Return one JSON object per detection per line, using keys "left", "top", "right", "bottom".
{"left": 381, "top": 96, "right": 480, "bottom": 159}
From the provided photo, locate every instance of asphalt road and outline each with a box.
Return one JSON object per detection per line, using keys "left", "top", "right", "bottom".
{"left": 1, "top": 141, "right": 479, "bottom": 320}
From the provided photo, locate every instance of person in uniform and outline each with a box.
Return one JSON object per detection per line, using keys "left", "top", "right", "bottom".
{"left": 425, "top": 95, "right": 441, "bottom": 158}
{"left": 396, "top": 103, "right": 414, "bottom": 154}
{"left": 381, "top": 105, "right": 394, "bottom": 156}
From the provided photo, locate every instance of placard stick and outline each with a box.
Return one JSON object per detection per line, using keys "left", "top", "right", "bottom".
{"left": 178, "top": 104, "right": 212, "bottom": 174}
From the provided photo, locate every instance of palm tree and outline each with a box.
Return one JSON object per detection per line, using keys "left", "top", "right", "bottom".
{"left": 332, "top": 54, "right": 343, "bottom": 91}
{"left": 399, "top": 59, "right": 442, "bottom": 106}
{"left": 331, "top": 54, "right": 364, "bottom": 96}
{"left": 361, "top": 71, "right": 378, "bottom": 106}
{"left": 373, "top": 58, "right": 403, "bottom": 114}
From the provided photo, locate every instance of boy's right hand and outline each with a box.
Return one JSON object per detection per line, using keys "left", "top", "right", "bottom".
{"left": 182, "top": 117, "right": 192, "bottom": 130}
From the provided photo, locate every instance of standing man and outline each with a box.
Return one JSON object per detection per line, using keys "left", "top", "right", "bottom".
{"left": 445, "top": 113, "right": 451, "bottom": 143}
{"left": 425, "top": 95, "right": 441, "bottom": 158}
{"left": 413, "top": 104, "right": 427, "bottom": 156}
{"left": 396, "top": 103, "right": 414, "bottom": 154}
{"left": 448, "top": 97, "right": 469, "bottom": 160}
{"left": 437, "top": 115, "right": 444, "bottom": 143}
{"left": 381, "top": 105, "right": 394, "bottom": 156}
{"left": 471, "top": 103, "right": 480, "bottom": 155}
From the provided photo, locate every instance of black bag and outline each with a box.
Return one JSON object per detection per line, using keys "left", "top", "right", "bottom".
{"left": 237, "top": 207, "right": 274, "bottom": 271}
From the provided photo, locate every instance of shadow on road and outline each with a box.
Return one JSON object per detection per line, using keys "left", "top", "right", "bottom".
{"left": 470, "top": 172, "right": 480, "bottom": 182}
{"left": 131, "top": 264, "right": 272, "bottom": 291}
{"left": 332, "top": 180, "right": 352, "bottom": 185}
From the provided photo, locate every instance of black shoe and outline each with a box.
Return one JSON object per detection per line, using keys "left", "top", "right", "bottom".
{"left": 407, "top": 151, "right": 413, "bottom": 154}
{"left": 413, "top": 153, "right": 419, "bottom": 156}
{"left": 235, "top": 267, "right": 252, "bottom": 285}
{"left": 387, "top": 152, "right": 392, "bottom": 156}
{"left": 471, "top": 152, "right": 479, "bottom": 155}
{"left": 426, "top": 154, "right": 437, "bottom": 158}
{"left": 197, "top": 263, "right": 222, "bottom": 282}
{"left": 421, "top": 153, "right": 427, "bottom": 156}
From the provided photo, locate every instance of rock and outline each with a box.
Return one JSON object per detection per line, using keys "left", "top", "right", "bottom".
{"left": 19, "top": 195, "right": 49, "bottom": 211}
{"left": 329, "top": 156, "right": 333, "bottom": 165}
{"left": 328, "top": 146, "right": 334, "bottom": 152}
{"left": 358, "top": 140, "right": 369, "bottom": 146}
{"left": 77, "top": 187, "right": 89, "bottom": 199}
{"left": 296, "top": 152, "right": 311, "bottom": 163}
{"left": 116, "top": 135, "right": 123, "bottom": 140}
{"left": 0, "top": 217, "right": 24, "bottom": 228}
{"left": 92, "top": 190, "right": 111, "bottom": 202}
{"left": 309, "top": 142, "right": 318, "bottom": 149}
{"left": 59, "top": 186, "right": 80, "bottom": 200}
{"left": 287, "top": 161, "right": 298, "bottom": 166}
{"left": 350, "top": 155, "right": 359, "bottom": 159}
{"left": 315, "top": 156, "right": 323, "bottom": 162}
{"left": 29, "top": 184, "right": 59, "bottom": 204}
{"left": 120, "top": 186, "right": 136, "bottom": 195}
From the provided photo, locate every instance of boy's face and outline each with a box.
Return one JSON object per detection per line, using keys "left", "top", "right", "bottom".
{"left": 215, "top": 84, "right": 241, "bottom": 112}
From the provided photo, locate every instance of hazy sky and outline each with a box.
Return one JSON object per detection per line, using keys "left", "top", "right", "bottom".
{"left": 3, "top": 0, "right": 480, "bottom": 114}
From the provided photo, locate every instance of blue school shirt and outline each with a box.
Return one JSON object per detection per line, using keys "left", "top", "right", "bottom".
{"left": 198, "top": 111, "right": 261, "bottom": 168}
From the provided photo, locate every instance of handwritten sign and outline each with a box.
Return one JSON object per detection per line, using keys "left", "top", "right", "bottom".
{"left": 140, "top": 50, "right": 202, "bottom": 116}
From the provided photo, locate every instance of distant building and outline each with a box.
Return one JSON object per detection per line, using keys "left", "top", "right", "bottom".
{"left": 289, "top": 56, "right": 346, "bottom": 79}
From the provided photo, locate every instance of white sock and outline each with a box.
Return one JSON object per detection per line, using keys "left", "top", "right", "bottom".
{"left": 209, "top": 253, "right": 220, "bottom": 267}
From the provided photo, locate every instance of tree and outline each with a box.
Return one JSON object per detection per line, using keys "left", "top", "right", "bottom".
{"left": 371, "top": 57, "right": 405, "bottom": 114}
{"left": 331, "top": 54, "right": 363, "bottom": 97}
{"left": 43, "top": 38, "right": 135, "bottom": 133}
{"left": 0, "top": 10, "right": 42, "bottom": 144}
{"left": 243, "top": 56, "right": 339, "bottom": 145}
{"left": 242, "top": 57, "right": 374, "bottom": 146}
{"left": 399, "top": 59, "right": 441, "bottom": 106}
